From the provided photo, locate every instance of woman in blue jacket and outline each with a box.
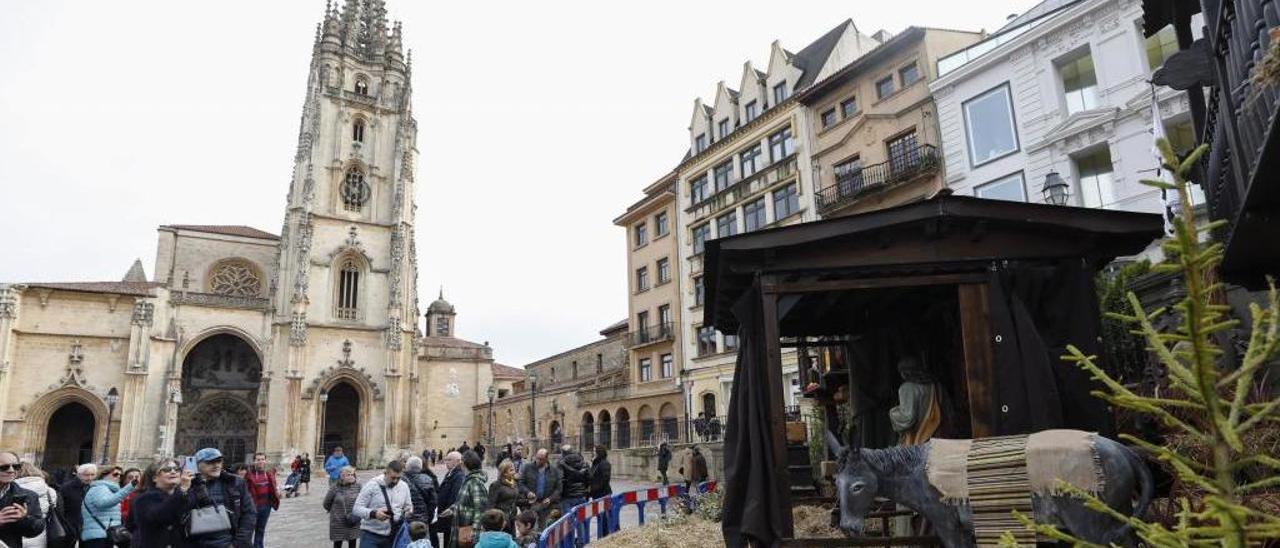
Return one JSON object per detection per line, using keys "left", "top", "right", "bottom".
{"left": 81, "top": 472, "right": 136, "bottom": 547}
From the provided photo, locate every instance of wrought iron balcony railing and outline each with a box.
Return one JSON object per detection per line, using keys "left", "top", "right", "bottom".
{"left": 814, "top": 143, "right": 940, "bottom": 217}
{"left": 626, "top": 322, "right": 674, "bottom": 348}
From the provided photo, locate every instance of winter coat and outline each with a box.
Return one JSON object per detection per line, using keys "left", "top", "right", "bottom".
{"left": 57, "top": 478, "right": 89, "bottom": 535}
{"left": 16, "top": 476, "right": 54, "bottom": 548}
{"left": 449, "top": 470, "right": 490, "bottom": 548}
{"left": 322, "top": 481, "right": 362, "bottom": 542}
{"left": 130, "top": 487, "right": 192, "bottom": 548}
{"left": 402, "top": 470, "right": 437, "bottom": 525}
{"left": 352, "top": 475, "right": 413, "bottom": 538}
{"left": 80, "top": 479, "right": 135, "bottom": 541}
{"left": 557, "top": 453, "right": 589, "bottom": 500}
{"left": 324, "top": 455, "right": 349, "bottom": 481}
{"left": 436, "top": 467, "right": 466, "bottom": 511}
{"left": 474, "top": 530, "right": 519, "bottom": 548}
{"left": 0, "top": 482, "right": 45, "bottom": 548}
{"left": 485, "top": 479, "right": 520, "bottom": 528}
{"left": 588, "top": 457, "right": 611, "bottom": 499}
{"left": 657, "top": 446, "right": 672, "bottom": 472}
{"left": 187, "top": 471, "right": 257, "bottom": 548}
{"left": 516, "top": 463, "right": 560, "bottom": 505}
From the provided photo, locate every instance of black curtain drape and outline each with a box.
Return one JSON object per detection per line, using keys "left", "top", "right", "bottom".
{"left": 721, "top": 284, "right": 787, "bottom": 547}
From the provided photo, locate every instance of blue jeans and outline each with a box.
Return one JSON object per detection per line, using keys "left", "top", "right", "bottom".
{"left": 254, "top": 505, "right": 272, "bottom": 548}
{"left": 360, "top": 530, "right": 394, "bottom": 548}
{"left": 560, "top": 496, "right": 586, "bottom": 518}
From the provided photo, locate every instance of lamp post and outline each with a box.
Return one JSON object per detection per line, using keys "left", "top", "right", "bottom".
{"left": 318, "top": 390, "right": 329, "bottom": 459}
{"left": 486, "top": 384, "right": 497, "bottom": 466}
{"left": 1042, "top": 171, "right": 1070, "bottom": 206}
{"left": 101, "top": 387, "right": 119, "bottom": 464}
{"left": 679, "top": 368, "right": 692, "bottom": 442}
{"left": 528, "top": 373, "right": 538, "bottom": 447}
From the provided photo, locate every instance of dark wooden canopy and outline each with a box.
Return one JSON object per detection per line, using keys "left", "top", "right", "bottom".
{"left": 704, "top": 195, "right": 1164, "bottom": 332}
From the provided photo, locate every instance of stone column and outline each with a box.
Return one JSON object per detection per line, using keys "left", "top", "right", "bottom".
{"left": 0, "top": 285, "right": 22, "bottom": 448}
{"left": 117, "top": 299, "right": 155, "bottom": 465}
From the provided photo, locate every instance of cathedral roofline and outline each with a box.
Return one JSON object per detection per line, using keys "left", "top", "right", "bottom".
{"left": 24, "top": 281, "right": 162, "bottom": 297}
{"left": 159, "top": 225, "right": 280, "bottom": 240}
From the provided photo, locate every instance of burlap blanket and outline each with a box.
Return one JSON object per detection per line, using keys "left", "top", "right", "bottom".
{"left": 924, "top": 429, "right": 1102, "bottom": 504}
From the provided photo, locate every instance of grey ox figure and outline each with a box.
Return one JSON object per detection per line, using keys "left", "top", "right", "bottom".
{"left": 825, "top": 430, "right": 1153, "bottom": 547}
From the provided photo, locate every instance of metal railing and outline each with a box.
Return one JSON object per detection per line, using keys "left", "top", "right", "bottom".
{"left": 815, "top": 144, "right": 940, "bottom": 216}
{"left": 575, "top": 415, "right": 727, "bottom": 451}
{"left": 625, "top": 322, "right": 674, "bottom": 348}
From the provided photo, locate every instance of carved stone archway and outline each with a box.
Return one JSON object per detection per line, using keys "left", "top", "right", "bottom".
{"left": 309, "top": 366, "right": 379, "bottom": 467}
{"left": 176, "top": 333, "right": 262, "bottom": 463}
{"left": 23, "top": 387, "right": 110, "bottom": 469}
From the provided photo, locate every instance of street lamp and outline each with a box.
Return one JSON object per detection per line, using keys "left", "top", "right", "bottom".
{"left": 101, "top": 387, "right": 119, "bottom": 464}
{"left": 1042, "top": 171, "right": 1070, "bottom": 206}
{"left": 527, "top": 373, "right": 538, "bottom": 446}
{"left": 679, "top": 368, "right": 693, "bottom": 443}
{"left": 486, "top": 385, "right": 497, "bottom": 465}
{"left": 318, "top": 390, "right": 329, "bottom": 459}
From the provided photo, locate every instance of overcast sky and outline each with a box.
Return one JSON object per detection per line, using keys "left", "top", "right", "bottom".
{"left": 0, "top": 0, "right": 1033, "bottom": 366}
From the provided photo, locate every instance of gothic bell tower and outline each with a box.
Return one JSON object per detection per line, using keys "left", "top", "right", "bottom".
{"left": 269, "top": 0, "right": 421, "bottom": 460}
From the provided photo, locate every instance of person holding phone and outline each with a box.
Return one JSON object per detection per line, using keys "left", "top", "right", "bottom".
{"left": 351, "top": 460, "right": 411, "bottom": 548}
{"left": 0, "top": 451, "right": 45, "bottom": 548}
{"left": 129, "top": 458, "right": 193, "bottom": 548}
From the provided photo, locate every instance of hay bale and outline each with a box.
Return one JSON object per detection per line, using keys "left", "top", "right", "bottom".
{"left": 793, "top": 505, "right": 843, "bottom": 539}
{"left": 591, "top": 515, "right": 724, "bottom": 548}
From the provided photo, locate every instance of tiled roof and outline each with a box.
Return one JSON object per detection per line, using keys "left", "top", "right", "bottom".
{"left": 161, "top": 225, "right": 280, "bottom": 240}
{"left": 492, "top": 362, "right": 525, "bottom": 379}
{"left": 420, "top": 336, "right": 489, "bottom": 350}
{"left": 599, "top": 318, "right": 628, "bottom": 336}
{"left": 25, "top": 281, "right": 162, "bottom": 297}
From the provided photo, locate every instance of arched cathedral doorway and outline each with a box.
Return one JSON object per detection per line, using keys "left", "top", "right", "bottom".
{"left": 44, "top": 402, "right": 96, "bottom": 472}
{"left": 321, "top": 382, "right": 361, "bottom": 465}
{"left": 176, "top": 334, "right": 261, "bottom": 463}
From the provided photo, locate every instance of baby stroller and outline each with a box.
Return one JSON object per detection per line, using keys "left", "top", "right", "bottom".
{"left": 282, "top": 470, "right": 302, "bottom": 498}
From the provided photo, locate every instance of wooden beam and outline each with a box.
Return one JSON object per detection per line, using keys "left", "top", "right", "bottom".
{"left": 760, "top": 275, "right": 795, "bottom": 538}
{"left": 958, "top": 283, "right": 996, "bottom": 438}
{"left": 764, "top": 273, "right": 987, "bottom": 294}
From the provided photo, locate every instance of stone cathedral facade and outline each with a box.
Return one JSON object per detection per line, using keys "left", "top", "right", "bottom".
{"left": 0, "top": 0, "right": 514, "bottom": 471}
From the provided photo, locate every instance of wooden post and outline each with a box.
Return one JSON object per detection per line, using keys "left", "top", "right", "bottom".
{"left": 760, "top": 275, "right": 795, "bottom": 538}
{"left": 958, "top": 283, "right": 996, "bottom": 438}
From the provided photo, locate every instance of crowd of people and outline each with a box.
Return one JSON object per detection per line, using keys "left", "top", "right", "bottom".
{"left": 0, "top": 438, "right": 709, "bottom": 548}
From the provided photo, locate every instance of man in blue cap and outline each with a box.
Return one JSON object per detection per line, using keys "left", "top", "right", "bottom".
{"left": 188, "top": 448, "right": 257, "bottom": 548}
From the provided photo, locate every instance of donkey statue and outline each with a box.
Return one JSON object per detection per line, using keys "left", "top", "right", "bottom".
{"left": 825, "top": 430, "right": 1152, "bottom": 547}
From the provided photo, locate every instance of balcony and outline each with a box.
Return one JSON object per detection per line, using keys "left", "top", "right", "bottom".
{"left": 687, "top": 154, "right": 799, "bottom": 221}
{"left": 814, "top": 143, "right": 940, "bottom": 217}
{"left": 626, "top": 322, "right": 674, "bottom": 348}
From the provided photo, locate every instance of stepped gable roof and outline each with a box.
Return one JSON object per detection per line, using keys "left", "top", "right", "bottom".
{"left": 25, "top": 281, "right": 162, "bottom": 297}
{"left": 161, "top": 225, "right": 280, "bottom": 240}
{"left": 492, "top": 363, "right": 525, "bottom": 379}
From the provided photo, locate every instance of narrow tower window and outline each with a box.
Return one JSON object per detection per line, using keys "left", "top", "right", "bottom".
{"left": 337, "top": 260, "right": 360, "bottom": 320}
{"left": 352, "top": 119, "right": 365, "bottom": 143}
{"left": 354, "top": 77, "right": 369, "bottom": 96}
{"left": 341, "top": 168, "right": 369, "bottom": 212}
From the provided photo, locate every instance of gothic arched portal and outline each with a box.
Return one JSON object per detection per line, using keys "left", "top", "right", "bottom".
{"left": 322, "top": 382, "right": 361, "bottom": 465}
{"left": 176, "top": 333, "right": 262, "bottom": 463}
{"left": 44, "top": 402, "right": 96, "bottom": 472}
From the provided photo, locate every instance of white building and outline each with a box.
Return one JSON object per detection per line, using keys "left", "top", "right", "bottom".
{"left": 929, "top": 0, "right": 1203, "bottom": 232}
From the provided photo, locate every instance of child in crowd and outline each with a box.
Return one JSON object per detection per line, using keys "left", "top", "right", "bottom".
{"left": 406, "top": 520, "right": 433, "bottom": 548}
{"left": 475, "top": 509, "right": 519, "bottom": 548}
{"left": 513, "top": 510, "right": 540, "bottom": 548}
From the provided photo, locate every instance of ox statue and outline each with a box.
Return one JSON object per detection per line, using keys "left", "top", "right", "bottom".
{"left": 825, "top": 430, "right": 1152, "bottom": 547}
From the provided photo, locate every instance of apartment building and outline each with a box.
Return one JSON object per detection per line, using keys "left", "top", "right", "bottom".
{"left": 928, "top": 0, "right": 1203, "bottom": 227}
{"left": 675, "top": 20, "right": 881, "bottom": 419}
{"left": 799, "top": 27, "right": 985, "bottom": 217}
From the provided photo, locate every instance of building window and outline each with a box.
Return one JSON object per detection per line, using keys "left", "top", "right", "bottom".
{"left": 354, "top": 77, "right": 369, "bottom": 96}
{"left": 637, "top": 310, "right": 649, "bottom": 334}
{"left": 209, "top": 260, "right": 262, "bottom": 297}
{"left": 835, "top": 156, "right": 863, "bottom": 180}
{"left": 352, "top": 118, "right": 365, "bottom": 143}
{"left": 716, "top": 211, "right": 738, "bottom": 239}
{"left": 743, "top": 198, "right": 767, "bottom": 232}
{"left": 633, "top": 222, "right": 647, "bottom": 247}
{"left": 821, "top": 108, "right": 837, "bottom": 128}
{"left": 654, "top": 211, "right": 669, "bottom": 236}
{"left": 773, "top": 82, "right": 788, "bottom": 105}
{"left": 773, "top": 183, "right": 799, "bottom": 220}
{"left": 341, "top": 168, "right": 370, "bottom": 212}
{"left": 694, "top": 276, "right": 705, "bottom": 307}
{"left": 899, "top": 62, "right": 920, "bottom": 87}
{"left": 572, "top": 361, "right": 578, "bottom": 379}
{"left": 768, "top": 127, "right": 794, "bottom": 162}
{"left": 435, "top": 316, "right": 450, "bottom": 337}
{"left": 723, "top": 331, "right": 738, "bottom": 351}
{"left": 744, "top": 101, "right": 758, "bottom": 122}
{"left": 550, "top": 367, "right": 556, "bottom": 383}
{"left": 718, "top": 118, "right": 730, "bottom": 140}
{"left": 639, "top": 358, "right": 652, "bottom": 382}
{"left": 660, "top": 353, "right": 673, "bottom": 378}
{"left": 336, "top": 259, "right": 360, "bottom": 320}
{"left": 876, "top": 76, "right": 895, "bottom": 99}
{"left": 695, "top": 133, "right": 707, "bottom": 153}
{"left": 975, "top": 172, "right": 1027, "bottom": 202}
{"left": 697, "top": 325, "right": 717, "bottom": 356}
{"left": 1166, "top": 120, "right": 1196, "bottom": 155}
{"left": 887, "top": 131, "right": 921, "bottom": 173}
{"left": 636, "top": 266, "right": 649, "bottom": 292}
{"left": 963, "top": 84, "right": 1019, "bottom": 166}
{"left": 1059, "top": 49, "right": 1099, "bottom": 114}
{"left": 713, "top": 161, "right": 734, "bottom": 193}
{"left": 690, "top": 176, "right": 709, "bottom": 205}
{"left": 840, "top": 97, "right": 857, "bottom": 118}
{"left": 597, "top": 353, "right": 603, "bottom": 373}
{"left": 1145, "top": 25, "right": 1179, "bottom": 71}
{"left": 692, "top": 224, "right": 710, "bottom": 255}
{"left": 1075, "top": 147, "right": 1115, "bottom": 209}
{"left": 657, "top": 258, "right": 671, "bottom": 284}
{"left": 740, "top": 145, "right": 762, "bottom": 178}
{"left": 658, "top": 304, "right": 671, "bottom": 328}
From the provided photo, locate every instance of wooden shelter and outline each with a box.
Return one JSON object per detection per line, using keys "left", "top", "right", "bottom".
{"left": 706, "top": 195, "right": 1163, "bottom": 545}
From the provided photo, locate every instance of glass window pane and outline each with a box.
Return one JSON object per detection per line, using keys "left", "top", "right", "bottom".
{"left": 1061, "top": 51, "right": 1099, "bottom": 114}
{"left": 821, "top": 109, "right": 836, "bottom": 128}
{"left": 963, "top": 85, "right": 1019, "bottom": 165}
{"left": 1074, "top": 148, "right": 1115, "bottom": 209}
{"left": 840, "top": 97, "right": 857, "bottom": 118}
{"left": 899, "top": 63, "right": 920, "bottom": 87}
{"left": 1145, "top": 25, "right": 1179, "bottom": 70}
{"left": 876, "top": 76, "right": 894, "bottom": 99}
{"left": 975, "top": 173, "right": 1026, "bottom": 201}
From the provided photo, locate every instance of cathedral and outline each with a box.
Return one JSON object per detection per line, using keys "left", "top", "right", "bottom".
{"left": 0, "top": 0, "right": 517, "bottom": 471}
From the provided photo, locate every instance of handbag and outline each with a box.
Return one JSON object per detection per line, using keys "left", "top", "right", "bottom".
{"left": 185, "top": 504, "right": 232, "bottom": 536}
{"left": 43, "top": 491, "right": 73, "bottom": 548}
{"left": 456, "top": 525, "right": 476, "bottom": 548}
{"left": 83, "top": 499, "right": 132, "bottom": 546}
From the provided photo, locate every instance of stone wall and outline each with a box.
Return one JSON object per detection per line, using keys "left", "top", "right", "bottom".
{"left": 606, "top": 441, "right": 724, "bottom": 484}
